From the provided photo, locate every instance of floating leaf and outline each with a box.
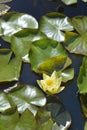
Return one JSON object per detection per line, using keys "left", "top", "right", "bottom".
{"left": 29, "top": 38, "right": 74, "bottom": 82}
{"left": 3, "top": 29, "right": 46, "bottom": 63}
{"left": 29, "top": 38, "right": 70, "bottom": 73}
{"left": 0, "top": 49, "right": 22, "bottom": 82}
{"left": 39, "top": 12, "right": 73, "bottom": 42}
{"left": 36, "top": 108, "right": 53, "bottom": 130}
{"left": 61, "top": 0, "right": 87, "bottom": 5}
{"left": 15, "top": 109, "right": 37, "bottom": 130}
{"left": 0, "top": 0, "right": 12, "bottom": 3}
{"left": 0, "top": 87, "right": 71, "bottom": 130}
{"left": 77, "top": 56, "right": 87, "bottom": 94}
{"left": 0, "top": 107, "right": 37, "bottom": 130}
{"left": 82, "top": 0, "right": 87, "bottom": 2}
{"left": 84, "top": 120, "right": 87, "bottom": 130}
{"left": 80, "top": 94, "right": 87, "bottom": 118}
{"left": 0, "top": 107, "right": 19, "bottom": 130}
{"left": 0, "top": 0, "right": 12, "bottom": 16}
{"left": 60, "top": 68, "right": 74, "bottom": 83}
{"left": 72, "top": 16, "right": 87, "bottom": 34}
{"left": 61, "top": 0, "right": 77, "bottom": 5}
{"left": 0, "top": 92, "right": 12, "bottom": 112}
{"left": 0, "top": 12, "right": 38, "bottom": 36}
{"left": 65, "top": 16, "right": 87, "bottom": 55}
{"left": 0, "top": 4, "right": 10, "bottom": 16}
{"left": 6, "top": 84, "right": 46, "bottom": 115}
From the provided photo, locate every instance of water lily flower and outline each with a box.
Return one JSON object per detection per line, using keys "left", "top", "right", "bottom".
{"left": 37, "top": 71, "right": 65, "bottom": 94}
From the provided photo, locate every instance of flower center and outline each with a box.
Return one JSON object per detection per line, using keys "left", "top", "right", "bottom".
{"left": 46, "top": 79, "right": 54, "bottom": 86}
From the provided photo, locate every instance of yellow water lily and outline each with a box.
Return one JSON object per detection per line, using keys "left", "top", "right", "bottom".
{"left": 37, "top": 71, "right": 65, "bottom": 94}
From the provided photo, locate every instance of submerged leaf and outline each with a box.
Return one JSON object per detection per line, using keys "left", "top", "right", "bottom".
{"left": 47, "top": 95, "right": 71, "bottom": 129}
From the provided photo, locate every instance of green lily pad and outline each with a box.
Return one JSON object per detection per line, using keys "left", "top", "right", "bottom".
{"left": 65, "top": 16, "right": 87, "bottom": 55}
{"left": 39, "top": 12, "right": 73, "bottom": 42}
{"left": 60, "top": 68, "right": 74, "bottom": 83}
{"left": 0, "top": 107, "right": 19, "bottom": 130}
{"left": 15, "top": 109, "right": 37, "bottom": 130}
{"left": 0, "top": 49, "right": 22, "bottom": 82}
{"left": 61, "top": 0, "right": 77, "bottom": 5}
{"left": 0, "top": 87, "right": 71, "bottom": 130}
{"left": 0, "top": 92, "right": 12, "bottom": 112}
{"left": 77, "top": 56, "right": 87, "bottom": 94}
{"left": 0, "top": 12, "right": 38, "bottom": 36}
{"left": 0, "top": 0, "right": 12, "bottom": 16}
{"left": 3, "top": 29, "right": 46, "bottom": 63}
{"left": 29, "top": 38, "right": 70, "bottom": 73}
{"left": 65, "top": 32, "right": 87, "bottom": 55}
{"left": 82, "top": 0, "right": 87, "bottom": 2}
{"left": 72, "top": 16, "right": 87, "bottom": 34}
{"left": 36, "top": 108, "right": 53, "bottom": 130}
{"left": 6, "top": 84, "right": 46, "bottom": 115}
{"left": 0, "top": 0, "right": 12, "bottom": 3}
{"left": 0, "top": 107, "right": 37, "bottom": 130}
{"left": 80, "top": 94, "right": 87, "bottom": 118}
{"left": 84, "top": 120, "right": 87, "bottom": 130}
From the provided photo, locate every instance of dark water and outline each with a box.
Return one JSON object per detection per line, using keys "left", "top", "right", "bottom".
{"left": 0, "top": 0, "right": 87, "bottom": 129}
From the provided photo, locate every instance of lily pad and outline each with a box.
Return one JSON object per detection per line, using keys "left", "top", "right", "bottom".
{"left": 3, "top": 29, "right": 46, "bottom": 63}
{"left": 6, "top": 84, "right": 46, "bottom": 115}
{"left": 65, "top": 16, "right": 87, "bottom": 56}
{"left": 36, "top": 107, "right": 53, "bottom": 130}
{"left": 61, "top": 0, "right": 77, "bottom": 5}
{"left": 15, "top": 109, "right": 37, "bottom": 130}
{"left": 84, "top": 120, "right": 87, "bottom": 130}
{"left": 0, "top": 0, "right": 12, "bottom": 16}
{"left": 0, "top": 0, "right": 12, "bottom": 3}
{"left": 60, "top": 68, "right": 74, "bottom": 83}
{"left": 29, "top": 38, "right": 69, "bottom": 73}
{"left": 77, "top": 56, "right": 87, "bottom": 94}
{"left": 0, "top": 49, "right": 22, "bottom": 82}
{"left": 0, "top": 107, "right": 19, "bottom": 130}
{"left": 0, "top": 108, "right": 37, "bottom": 130}
{"left": 0, "top": 12, "right": 38, "bottom": 36}
{"left": 0, "top": 86, "right": 71, "bottom": 130}
{"left": 80, "top": 94, "right": 87, "bottom": 118}
{"left": 29, "top": 38, "right": 74, "bottom": 82}
{"left": 39, "top": 12, "right": 73, "bottom": 42}
{"left": 82, "top": 0, "right": 87, "bottom": 2}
